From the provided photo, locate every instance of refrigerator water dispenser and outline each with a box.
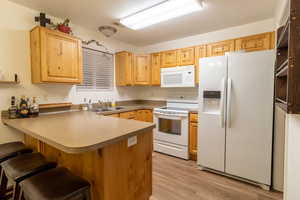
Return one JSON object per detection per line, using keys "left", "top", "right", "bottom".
{"left": 202, "top": 91, "right": 221, "bottom": 114}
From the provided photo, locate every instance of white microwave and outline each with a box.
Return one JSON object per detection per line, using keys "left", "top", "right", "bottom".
{"left": 161, "top": 65, "right": 195, "bottom": 88}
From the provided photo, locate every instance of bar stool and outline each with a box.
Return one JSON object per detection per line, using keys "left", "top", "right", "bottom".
{"left": 1, "top": 152, "right": 57, "bottom": 200}
{"left": 0, "top": 142, "right": 32, "bottom": 198}
{"left": 19, "top": 167, "right": 91, "bottom": 200}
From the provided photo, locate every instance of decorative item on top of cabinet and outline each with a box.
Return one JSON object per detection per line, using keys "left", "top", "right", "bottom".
{"left": 134, "top": 54, "right": 151, "bottom": 85}
{"left": 207, "top": 40, "right": 235, "bottom": 57}
{"left": 195, "top": 45, "right": 207, "bottom": 84}
{"left": 189, "top": 113, "right": 198, "bottom": 161}
{"left": 235, "top": 32, "right": 275, "bottom": 52}
{"left": 120, "top": 111, "right": 137, "bottom": 120}
{"left": 30, "top": 26, "right": 83, "bottom": 84}
{"left": 151, "top": 53, "right": 161, "bottom": 86}
{"left": 161, "top": 50, "right": 178, "bottom": 67}
{"left": 177, "top": 47, "right": 195, "bottom": 66}
{"left": 137, "top": 110, "right": 153, "bottom": 122}
{"left": 115, "top": 51, "right": 134, "bottom": 86}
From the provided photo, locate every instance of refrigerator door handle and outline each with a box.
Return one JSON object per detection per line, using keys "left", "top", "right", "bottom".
{"left": 220, "top": 77, "right": 226, "bottom": 128}
{"left": 227, "top": 78, "right": 232, "bottom": 128}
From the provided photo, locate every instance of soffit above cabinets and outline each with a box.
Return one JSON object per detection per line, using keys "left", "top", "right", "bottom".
{"left": 9, "top": 0, "right": 279, "bottom": 46}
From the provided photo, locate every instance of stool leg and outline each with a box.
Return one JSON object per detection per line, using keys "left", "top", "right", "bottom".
{"left": 12, "top": 183, "right": 21, "bottom": 200}
{"left": 84, "top": 188, "right": 91, "bottom": 200}
{"left": 0, "top": 169, "right": 8, "bottom": 198}
{"left": 18, "top": 189, "right": 25, "bottom": 200}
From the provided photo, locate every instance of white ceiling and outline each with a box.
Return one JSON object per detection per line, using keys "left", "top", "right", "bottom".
{"left": 10, "top": 0, "right": 279, "bottom": 46}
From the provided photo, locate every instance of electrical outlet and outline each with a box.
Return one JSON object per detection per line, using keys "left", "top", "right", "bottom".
{"left": 127, "top": 136, "right": 137, "bottom": 147}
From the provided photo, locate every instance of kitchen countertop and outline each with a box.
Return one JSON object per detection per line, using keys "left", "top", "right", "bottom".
{"left": 2, "top": 111, "right": 155, "bottom": 154}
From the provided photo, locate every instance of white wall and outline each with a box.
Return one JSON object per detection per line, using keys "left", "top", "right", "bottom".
{"left": 0, "top": 0, "right": 140, "bottom": 143}
{"left": 284, "top": 115, "right": 300, "bottom": 200}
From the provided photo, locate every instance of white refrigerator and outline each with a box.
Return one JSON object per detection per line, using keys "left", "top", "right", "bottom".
{"left": 198, "top": 50, "right": 275, "bottom": 188}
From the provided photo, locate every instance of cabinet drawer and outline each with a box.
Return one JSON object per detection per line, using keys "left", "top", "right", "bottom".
{"left": 190, "top": 113, "right": 198, "bottom": 123}
{"left": 120, "top": 111, "right": 137, "bottom": 120}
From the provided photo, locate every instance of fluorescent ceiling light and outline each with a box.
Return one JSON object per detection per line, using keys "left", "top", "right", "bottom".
{"left": 120, "top": 0, "right": 203, "bottom": 30}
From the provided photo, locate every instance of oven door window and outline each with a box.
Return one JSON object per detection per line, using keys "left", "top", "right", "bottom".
{"left": 158, "top": 118, "right": 181, "bottom": 135}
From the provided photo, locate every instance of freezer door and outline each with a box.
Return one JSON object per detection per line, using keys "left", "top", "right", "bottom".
{"left": 198, "top": 56, "right": 227, "bottom": 172}
{"left": 225, "top": 50, "right": 275, "bottom": 185}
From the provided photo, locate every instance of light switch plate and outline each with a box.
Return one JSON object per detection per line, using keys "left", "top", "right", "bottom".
{"left": 128, "top": 136, "right": 137, "bottom": 147}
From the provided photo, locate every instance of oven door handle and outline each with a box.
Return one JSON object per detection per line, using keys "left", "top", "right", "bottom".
{"left": 154, "top": 113, "right": 187, "bottom": 120}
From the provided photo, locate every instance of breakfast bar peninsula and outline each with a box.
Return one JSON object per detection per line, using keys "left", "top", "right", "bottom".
{"left": 3, "top": 111, "right": 155, "bottom": 200}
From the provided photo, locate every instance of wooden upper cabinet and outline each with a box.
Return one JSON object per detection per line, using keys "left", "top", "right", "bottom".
{"left": 161, "top": 50, "right": 178, "bottom": 67}
{"left": 195, "top": 45, "right": 207, "bottom": 84}
{"left": 133, "top": 54, "right": 151, "bottom": 85}
{"left": 30, "top": 26, "right": 82, "bottom": 84}
{"left": 115, "top": 51, "right": 133, "bottom": 86}
{"left": 151, "top": 53, "right": 161, "bottom": 86}
{"left": 207, "top": 40, "right": 235, "bottom": 57}
{"left": 235, "top": 32, "right": 275, "bottom": 52}
{"left": 177, "top": 47, "right": 195, "bottom": 66}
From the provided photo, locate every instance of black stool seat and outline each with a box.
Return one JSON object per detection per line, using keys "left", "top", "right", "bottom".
{"left": 0, "top": 142, "right": 32, "bottom": 162}
{"left": 1, "top": 153, "right": 56, "bottom": 182}
{"left": 20, "top": 167, "right": 91, "bottom": 200}
{"left": 1, "top": 153, "right": 56, "bottom": 200}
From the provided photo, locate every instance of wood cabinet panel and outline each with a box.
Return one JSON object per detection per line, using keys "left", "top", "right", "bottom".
{"left": 115, "top": 51, "right": 133, "bottom": 86}
{"left": 190, "top": 113, "right": 198, "bottom": 123}
{"left": 31, "top": 26, "right": 82, "bottom": 84}
{"left": 177, "top": 47, "right": 195, "bottom": 65}
{"left": 161, "top": 50, "right": 178, "bottom": 67}
{"left": 195, "top": 45, "right": 207, "bottom": 84}
{"left": 137, "top": 110, "right": 153, "bottom": 122}
{"left": 106, "top": 113, "right": 119, "bottom": 118}
{"left": 120, "top": 111, "right": 137, "bottom": 120}
{"left": 235, "top": 32, "right": 274, "bottom": 52}
{"left": 151, "top": 53, "right": 161, "bottom": 86}
{"left": 207, "top": 40, "right": 235, "bottom": 57}
{"left": 189, "top": 122, "right": 198, "bottom": 161}
{"left": 134, "top": 54, "right": 151, "bottom": 85}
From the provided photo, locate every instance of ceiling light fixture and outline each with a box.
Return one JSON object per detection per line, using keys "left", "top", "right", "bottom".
{"left": 120, "top": 0, "right": 204, "bottom": 30}
{"left": 98, "top": 26, "right": 117, "bottom": 37}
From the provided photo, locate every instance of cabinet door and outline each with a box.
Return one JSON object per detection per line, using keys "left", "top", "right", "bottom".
{"left": 161, "top": 50, "right": 177, "bottom": 67}
{"left": 235, "top": 32, "right": 273, "bottom": 52}
{"left": 189, "top": 122, "right": 198, "bottom": 161}
{"left": 177, "top": 47, "right": 195, "bottom": 65}
{"left": 41, "top": 29, "right": 82, "bottom": 83}
{"left": 106, "top": 114, "right": 119, "bottom": 118}
{"left": 137, "top": 110, "right": 153, "bottom": 122}
{"left": 195, "top": 45, "right": 207, "bottom": 84}
{"left": 115, "top": 51, "right": 133, "bottom": 86}
{"left": 120, "top": 111, "right": 137, "bottom": 120}
{"left": 151, "top": 53, "right": 161, "bottom": 86}
{"left": 134, "top": 54, "right": 151, "bottom": 85}
{"left": 207, "top": 40, "right": 235, "bottom": 57}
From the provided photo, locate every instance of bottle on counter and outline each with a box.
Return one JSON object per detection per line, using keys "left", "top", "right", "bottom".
{"left": 19, "top": 96, "right": 29, "bottom": 118}
{"left": 29, "top": 97, "right": 39, "bottom": 117}
{"left": 8, "top": 96, "right": 17, "bottom": 119}
{"left": 82, "top": 98, "right": 88, "bottom": 111}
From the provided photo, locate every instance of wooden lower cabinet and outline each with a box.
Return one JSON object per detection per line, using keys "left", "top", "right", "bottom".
{"left": 189, "top": 113, "right": 198, "bottom": 161}
{"left": 106, "top": 113, "right": 119, "bottom": 118}
{"left": 137, "top": 110, "right": 153, "bottom": 122}
{"left": 119, "top": 111, "right": 137, "bottom": 120}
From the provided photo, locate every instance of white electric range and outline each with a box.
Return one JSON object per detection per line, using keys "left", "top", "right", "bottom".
{"left": 153, "top": 100, "right": 198, "bottom": 159}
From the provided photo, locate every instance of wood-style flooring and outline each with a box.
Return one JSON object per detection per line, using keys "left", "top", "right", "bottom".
{"left": 151, "top": 153, "right": 283, "bottom": 200}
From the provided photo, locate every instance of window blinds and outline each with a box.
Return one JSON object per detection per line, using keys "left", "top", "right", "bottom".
{"left": 77, "top": 48, "right": 114, "bottom": 91}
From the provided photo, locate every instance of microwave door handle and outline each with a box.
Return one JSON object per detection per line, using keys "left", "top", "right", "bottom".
{"left": 220, "top": 77, "right": 226, "bottom": 128}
